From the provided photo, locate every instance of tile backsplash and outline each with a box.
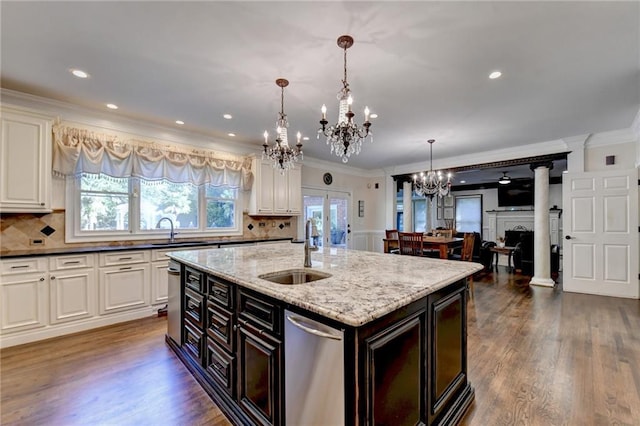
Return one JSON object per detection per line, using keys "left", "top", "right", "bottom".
{"left": 1, "top": 211, "right": 298, "bottom": 255}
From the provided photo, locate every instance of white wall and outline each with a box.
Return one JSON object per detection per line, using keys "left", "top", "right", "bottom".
{"left": 301, "top": 163, "right": 386, "bottom": 251}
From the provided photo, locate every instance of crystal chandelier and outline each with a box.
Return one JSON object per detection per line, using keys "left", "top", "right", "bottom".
{"left": 318, "top": 35, "right": 372, "bottom": 163}
{"left": 413, "top": 139, "right": 452, "bottom": 198}
{"left": 263, "top": 78, "right": 303, "bottom": 172}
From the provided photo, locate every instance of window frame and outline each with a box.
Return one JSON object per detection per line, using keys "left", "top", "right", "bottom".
{"left": 65, "top": 174, "right": 243, "bottom": 243}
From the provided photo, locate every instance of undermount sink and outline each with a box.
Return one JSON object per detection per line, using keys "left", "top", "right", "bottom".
{"left": 258, "top": 269, "right": 332, "bottom": 285}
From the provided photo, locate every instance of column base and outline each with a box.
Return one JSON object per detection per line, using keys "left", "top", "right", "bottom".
{"left": 529, "top": 276, "right": 555, "bottom": 287}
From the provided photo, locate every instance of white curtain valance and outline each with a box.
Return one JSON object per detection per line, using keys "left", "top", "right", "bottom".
{"left": 52, "top": 125, "right": 253, "bottom": 190}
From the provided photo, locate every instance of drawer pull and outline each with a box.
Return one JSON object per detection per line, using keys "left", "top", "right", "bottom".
{"left": 11, "top": 265, "right": 29, "bottom": 269}
{"left": 119, "top": 266, "right": 132, "bottom": 271}
{"left": 63, "top": 260, "right": 81, "bottom": 265}
{"left": 119, "top": 257, "right": 133, "bottom": 261}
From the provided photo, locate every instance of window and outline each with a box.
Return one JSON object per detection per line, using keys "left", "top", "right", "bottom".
{"left": 67, "top": 173, "right": 242, "bottom": 242}
{"left": 413, "top": 199, "right": 427, "bottom": 232}
{"left": 455, "top": 195, "right": 482, "bottom": 233}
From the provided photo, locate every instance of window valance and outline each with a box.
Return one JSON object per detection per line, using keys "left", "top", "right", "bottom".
{"left": 52, "top": 124, "right": 253, "bottom": 190}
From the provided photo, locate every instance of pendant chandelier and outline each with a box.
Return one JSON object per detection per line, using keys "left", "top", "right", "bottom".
{"left": 263, "top": 78, "right": 303, "bottom": 172}
{"left": 413, "top": 139, "right": 451, "bottom": 199}
{"left": 318, "top": 35, "right": 372, "bottom": 163}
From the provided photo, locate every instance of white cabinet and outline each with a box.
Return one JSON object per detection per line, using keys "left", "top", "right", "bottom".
{"left": 98, "top": 251, "right": 150, "bottom": 315}
{"left": 0, "top": 107, "right": 53, "bottom": 213}
{"left": 48, "top": 254, "right": 95, "bottom": 324}
{"left": 0, "top": 258, "right": 48, "bottom": 334}
{"left": 250, "top": 158, "right": 301, "bottom": 216}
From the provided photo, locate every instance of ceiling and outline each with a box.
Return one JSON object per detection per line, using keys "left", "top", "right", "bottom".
{"left": 1, "top": 2, "right": 638, "bottom": 185}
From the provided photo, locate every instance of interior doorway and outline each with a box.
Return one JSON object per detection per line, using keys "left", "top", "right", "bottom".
{"left": 302, "top": 189, "right": 351, "bottom": 248}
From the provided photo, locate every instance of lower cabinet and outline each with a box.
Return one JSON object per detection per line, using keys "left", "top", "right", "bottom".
{"left": 170, "top": 263, "right": 471, "bottom": 426}
{"left": 49, "top": 254, "right": 96, "bottom": 324}
{"left": 150, "top": 260, "right": 169, "bottom": 305}
{"left": 0, "top": 270, "right": 47, "bottom": 334}
{"left": 237, "top": 323, "right": 282, "bottom": 426}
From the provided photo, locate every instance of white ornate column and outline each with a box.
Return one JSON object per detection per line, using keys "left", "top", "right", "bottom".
{"left": 403, "top": 181, "right": 413, "bottom": 232}
{"left": 530, "top": 163, "right": 555, "bottom": 287}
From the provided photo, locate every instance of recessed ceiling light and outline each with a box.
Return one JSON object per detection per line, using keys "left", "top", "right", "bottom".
{"left": 460, "top": 180, "right": 466, "bottom": 184}
{"left": 228, "top": 133, "right": 236, "bottom": 137}
{"left": 489, "top": 71, "right": 502, "bottom": 79}
{"left": 370, "top": 113, "right": 378, "bottom": 119}
{"left": 70, "top": 69, "right": 89, "bottom": 79}
{"left": 223, "top": 114, "right": 233, "bottom": 120}
{"left": 106, "top": 103, "right": 118, "bottom": 110}
{"left": 302, "top": 136, "right": 310, "bottom": 141}
{"left": 562, "top": 170, "right": 568, "bottom": 174}
{"left": 175, "top": 120, "right": 184, "bottom": 125}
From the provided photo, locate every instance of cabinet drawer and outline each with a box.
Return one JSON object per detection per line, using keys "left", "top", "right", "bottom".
{"left": 207, "top": 275, "right": 233, "bottom": 309}
{"left": 49, "top": 254, "right": 94, "bottom": 271}
{"left": 1, "top": 257, "right": 47, "bottom": 275}
{"left": 183, "top": 319, "right": 204, "bottom": 364}
{"left": 185, "top": 267, "right": 204, "bottom": 293}
{"left": 99, "top": 251, "right": 148, "bottom": 267}
{"left": 184, "top": 287, "right": 204, "bottom": 328}
{"left": 238, "top": 289, "right": 281, "bottom": 337}
{"left": 206, "top": 300, "right": 234, "bottom": 352}
{"left": 205, "top": 337, "right": 236, "bottom": 397}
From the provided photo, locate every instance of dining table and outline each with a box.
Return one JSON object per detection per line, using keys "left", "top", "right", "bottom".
{"left": 383, "top": 235, "right": 464, "bottom": 259}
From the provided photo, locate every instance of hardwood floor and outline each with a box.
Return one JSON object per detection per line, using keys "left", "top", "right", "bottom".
{"left": 1, "top": 268, "right": 639, "bottom": 425}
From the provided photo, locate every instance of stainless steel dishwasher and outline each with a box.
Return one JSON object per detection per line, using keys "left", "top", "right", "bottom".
{"left": 167, "top": 260, "right": 181, "bottom": 344}
{"left": 285, "top": 310, "right": 344, "bottom": 425}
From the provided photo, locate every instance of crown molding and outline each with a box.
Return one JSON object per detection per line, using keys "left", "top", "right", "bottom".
{"left": 631, "top": 107, "right": 640, "bottom": 139}
{"left": 386, "top": 138, "right": 569, "bottom": 177}
{"left": 584, "top": 128, "right": 638, "bottom": 147}
{"left": 0, "top": 88, "right": 260, "bottom": 157}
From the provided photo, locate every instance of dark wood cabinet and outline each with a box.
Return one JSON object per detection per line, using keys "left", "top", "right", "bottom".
{"left": 364, "top": 311, "right": 426, "bottom": 425}
{"left": 169, "top": 261, "right": 472, "bottom": 426}
{"left": 237, "top": 323, "right": 283, "bottom": 426}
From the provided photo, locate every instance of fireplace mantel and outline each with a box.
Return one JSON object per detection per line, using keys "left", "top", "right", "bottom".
{"left": 486, "top": 209, "right": 562, "bottom": 247}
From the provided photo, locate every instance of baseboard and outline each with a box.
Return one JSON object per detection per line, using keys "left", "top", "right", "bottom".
{"left": 0, "top": 307, "right": 155, "bottom": 349}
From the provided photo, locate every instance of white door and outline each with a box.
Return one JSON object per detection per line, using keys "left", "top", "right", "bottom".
{"left": 302, "top": 189, "right": 351, "bottom": 248}
{"left": 562, "top": 169, "right": 639, "bottom": 298}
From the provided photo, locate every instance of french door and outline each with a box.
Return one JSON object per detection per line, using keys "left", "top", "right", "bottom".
{"left": 302, "top": 189, "right": 351, "bottom": 248}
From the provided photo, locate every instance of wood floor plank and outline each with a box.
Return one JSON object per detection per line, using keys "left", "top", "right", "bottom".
{"left": 1, "top": 267, "right": 639, "bottom": 425}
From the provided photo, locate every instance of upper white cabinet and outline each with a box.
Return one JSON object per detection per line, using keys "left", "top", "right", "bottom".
{"left": 0, "top": 107, "right": 53, "bottom": 213}
{"left": 249, "top": 158, "right": 301, "bottom": 216}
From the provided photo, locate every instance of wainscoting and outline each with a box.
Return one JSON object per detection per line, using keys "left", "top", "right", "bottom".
{"left": 352, "top": 230, "right": 386, "bottom": 252}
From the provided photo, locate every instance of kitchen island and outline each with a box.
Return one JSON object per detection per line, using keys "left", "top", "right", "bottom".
{"left": 167, "top": 242, "right": 483, "bottom": 425}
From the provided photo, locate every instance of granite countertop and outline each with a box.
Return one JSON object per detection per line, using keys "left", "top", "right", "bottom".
{"left": 0, "top": 237, "right": 293, "bottom": 258}
{"left": 169, "top": 242, "right": 483, "bottom": 327}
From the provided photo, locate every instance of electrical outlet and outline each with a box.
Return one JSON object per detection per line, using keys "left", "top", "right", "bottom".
{"left": 30, "top": 239, "right": 45, "bottom": 246}
{"left": 259, "top": 222, "right": 266, "bottom": 228}
{"left": 272, "top": 221, "right": 276, "bottom": 227}
{"left": 284, "top": 222, "right": 291, "bottom": 227}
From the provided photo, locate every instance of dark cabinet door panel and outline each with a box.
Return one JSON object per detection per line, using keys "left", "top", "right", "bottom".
{"left": 430, "top": 288, "right": 467, "bottom": 422}
{"left": 184, "top": 287, "right": 204, "bottom": 328}
{"left": 365, "top": 311, "right": 425, "bottom": 426}
{"left": 237, "top": 325, "right": 282, "bottom": 426}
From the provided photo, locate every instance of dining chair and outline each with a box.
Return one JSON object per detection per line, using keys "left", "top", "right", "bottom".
{"left": 460, "top": 233, "right": 476, "bottom": 298}
{"left": 398, "top": 232, "right": 425, "bottom": 256}
{"left": 385, "top": 229, "right": 400, "bottom": 254}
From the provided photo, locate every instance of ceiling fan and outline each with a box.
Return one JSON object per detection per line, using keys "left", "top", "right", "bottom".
{"left": 498, "top": 172, "right": 512, "bottom": 185}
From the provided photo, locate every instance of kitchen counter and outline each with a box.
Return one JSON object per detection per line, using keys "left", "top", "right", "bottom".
{"left": 169, "top": 242, "right": 483, "bottom": 327}
{"left": 169, "top": 242, "right": 479, "bottom": 425}
{"left": 0, "top": 237, "right": 293, "bottom": 259}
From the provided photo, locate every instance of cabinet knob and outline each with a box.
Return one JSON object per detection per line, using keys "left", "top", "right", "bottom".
{"left": 565, "top": 235, "right": 572, "bottom": 240}
{"left": 51, "top": 276, "right": 56, "bottom": 280}
{"left": 40, "top": 202, "right": 45, "bottom": 206}
{"left": 39, "top": 277, "right": 45, "bottom": 281}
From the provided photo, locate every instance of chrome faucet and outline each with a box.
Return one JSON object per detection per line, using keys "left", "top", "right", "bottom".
{"left": 304, "top": 219, "right": 318, "bottom": 267}
{"left": 156, "top": 217, "right": 176, "bottom": 243}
